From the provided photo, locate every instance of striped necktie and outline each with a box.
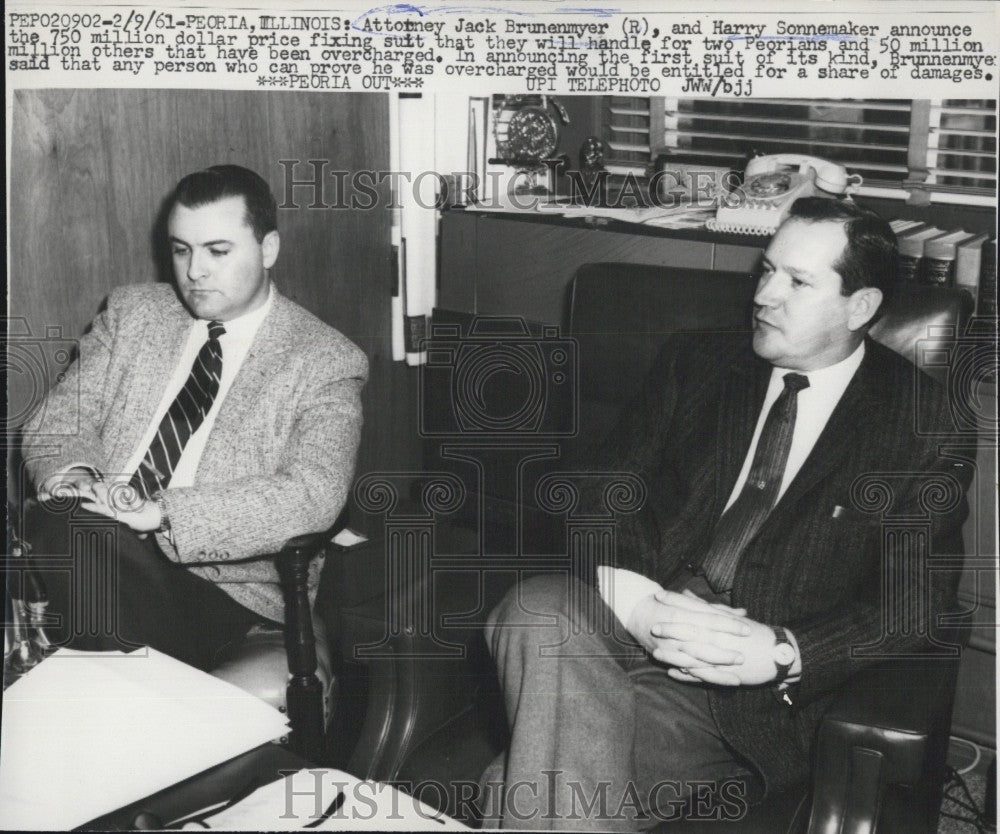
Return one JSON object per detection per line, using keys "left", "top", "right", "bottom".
{"left": 130, "top": 320, "right": 225, "bottom": 499}
{"left": 699, "top": 372, "right": 810, "bottom": 593}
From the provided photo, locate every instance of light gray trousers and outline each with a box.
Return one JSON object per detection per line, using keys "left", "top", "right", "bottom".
{"left": 480, "top": 573, "right": 755, "bottom": 831}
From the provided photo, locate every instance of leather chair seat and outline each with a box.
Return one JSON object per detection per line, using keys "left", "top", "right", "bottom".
{"left": 211, "top": 611, "right": 335, "bottom": 728}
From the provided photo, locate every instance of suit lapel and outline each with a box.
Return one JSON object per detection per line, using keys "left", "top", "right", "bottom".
{"left": 771, "top": 341, "right": 882, "bottom": 515}
{"left": 197, "top": 291, "right": 296, "bottom": 472}
{"left": 714, "top": 352, "right": 771, "bottom": 519}
{"left": 112, "top": 293, "right": 193, "bottom": 469}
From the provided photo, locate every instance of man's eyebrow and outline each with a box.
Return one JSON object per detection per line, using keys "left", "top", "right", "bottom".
{"left": 758, "top": 256, "right": 814, "bottom": 280}
{"left": 786, "top": 266, "right": 816, "bottom": 282}
{"left": 168, "top": 236, "right": 232, "bottom": 246}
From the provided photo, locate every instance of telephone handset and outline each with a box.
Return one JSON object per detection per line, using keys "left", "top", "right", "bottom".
{"left": 708, "top": 155, "right": 862, "bottom": 236}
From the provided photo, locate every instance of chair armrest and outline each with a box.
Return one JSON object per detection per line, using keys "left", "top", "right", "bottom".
{"left": 807, "top": 657, "right": 960, "bottom": 834}
{"left": 338, "top": 570, "right": 508, "bottom": 782}
{"left": 275, "top": 531, "right": 328, "bottom": 762}
{"left": 280, "top": 531, "right": 329, "bottom": 554}
{"left": 277, "top": 531, "right": 327, "bottom": 674}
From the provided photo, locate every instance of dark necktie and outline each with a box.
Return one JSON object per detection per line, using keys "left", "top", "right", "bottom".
{"left": 700, "top": 372, "right": 810, "bottom": 593}
{"left": 130, "top": 321, "right": 225, "bottom": 499}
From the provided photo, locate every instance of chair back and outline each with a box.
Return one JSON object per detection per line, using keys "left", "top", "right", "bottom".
{"left": 568, "top": 262, "right": 974, "bottom": 410}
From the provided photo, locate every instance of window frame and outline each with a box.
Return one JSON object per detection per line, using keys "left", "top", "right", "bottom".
{"left": 603, "top": 96, "right": 997, "bottom": 208}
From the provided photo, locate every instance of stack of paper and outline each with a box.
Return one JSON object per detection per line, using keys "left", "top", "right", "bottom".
{"left": 0, "top": 648, "right": 289, "bottom": 830}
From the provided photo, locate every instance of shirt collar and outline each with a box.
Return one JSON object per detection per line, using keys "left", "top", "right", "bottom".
{"left": 199, "top": 283, "right": 273, "bottom": 340}
{"left": 770, "top": 340, "right": 866, "bottom": 390}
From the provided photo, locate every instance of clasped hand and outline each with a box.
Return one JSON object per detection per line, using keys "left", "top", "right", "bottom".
{"left": 627, "top": 589, "right": 781, "bottom": 686}
{"left": 39, "top": 470, "right": 161, "bottom": 532}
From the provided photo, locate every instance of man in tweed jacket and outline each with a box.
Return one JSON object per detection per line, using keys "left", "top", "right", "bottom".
{"left": 21, "top": 165, "right": 367, "bottom": 670}
{"left": 482, "top": 198, "right": 972, "bottom": 829}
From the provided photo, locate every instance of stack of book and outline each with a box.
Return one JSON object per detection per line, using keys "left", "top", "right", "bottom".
{"left": 979, "top": 238, "right": 997, "bottom": 319}
{"left": 890, "top": 220, "right": 997, "bottom": 317}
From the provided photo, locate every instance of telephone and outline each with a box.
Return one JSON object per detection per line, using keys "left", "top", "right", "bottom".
{"left": 708, "top": 155, "right": 862, "bottom": 236}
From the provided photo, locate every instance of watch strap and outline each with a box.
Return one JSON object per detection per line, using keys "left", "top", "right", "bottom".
{"left": 154, "top": 493, "right": 171, "bottom": 533}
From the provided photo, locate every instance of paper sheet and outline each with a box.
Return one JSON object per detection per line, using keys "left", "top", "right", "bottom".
{"left": 0, "top": 648, "right": 290, "bottom": 830}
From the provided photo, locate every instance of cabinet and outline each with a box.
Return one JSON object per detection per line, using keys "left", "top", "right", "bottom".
{"left": 438, "top": 210, "right": 764, "bottom": 325}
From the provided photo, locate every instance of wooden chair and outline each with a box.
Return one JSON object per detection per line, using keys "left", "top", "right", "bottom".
{"left": 209, "top": 531, "right": 332, "bottom": 764}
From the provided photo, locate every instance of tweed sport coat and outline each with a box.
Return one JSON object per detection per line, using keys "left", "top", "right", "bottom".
{"left": 23, "top": 283, "right": 368, "bottom": 622}
{"left": 584, "top": 331, "right": 972, "bottom": 800}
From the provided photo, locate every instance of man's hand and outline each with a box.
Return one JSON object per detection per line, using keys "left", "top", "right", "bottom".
{"left": 39, "top": 468, "right": 102, "bottom": 502}
{"left": 631, "top": 588, "right": 794, "bottom": 687}
{"left": 79, "top": 480, "right": 163, "bottom": 533}
{"left": 627, "top": 588, "right": 749, "bottom": 660}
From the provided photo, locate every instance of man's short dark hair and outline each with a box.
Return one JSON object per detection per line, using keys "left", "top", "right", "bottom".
{"left": 171, "top": 164, "right": 277, "bottom": 242}
{"left": 787, "top": 197, "right": 898, "bottom": 314}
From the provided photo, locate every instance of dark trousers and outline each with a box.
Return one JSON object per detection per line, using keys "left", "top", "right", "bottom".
{"left": 481, "top": 574, "right": 755, "bottom": 831}
{"left": 20, "top": 500, "right": 259, "bottom": 671}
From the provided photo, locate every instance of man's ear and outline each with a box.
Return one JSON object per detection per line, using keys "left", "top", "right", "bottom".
{"left": 262, "top": 231, "right": 280, "bottom": 269}
{"left": 847, "top": 287, "right": 883, "bottom": 331}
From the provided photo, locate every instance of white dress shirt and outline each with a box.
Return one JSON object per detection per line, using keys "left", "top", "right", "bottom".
{"left": 122, "top": 287, "right": 274, "bottom": 488}
{"left": 597, "top": 341, "right": 866, "bottom": 629}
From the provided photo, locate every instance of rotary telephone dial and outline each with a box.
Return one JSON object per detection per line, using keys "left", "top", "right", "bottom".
{"left": 491, "top": 94, "right": 570, "bottom": 165}
{"left": 491, "top": 95, "right": 570, "bottom": 195}
{"left": 708, "top": 154, "right": 863, "bottom": 236}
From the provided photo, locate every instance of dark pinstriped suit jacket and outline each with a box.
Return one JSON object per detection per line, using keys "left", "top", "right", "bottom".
{"left": 588, "top": 331, "right": 972, "bottom": 799}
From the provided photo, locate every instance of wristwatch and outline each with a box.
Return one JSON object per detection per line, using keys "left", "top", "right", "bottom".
{"left": 771, "top": 626, "right": 796, "bottom": 685}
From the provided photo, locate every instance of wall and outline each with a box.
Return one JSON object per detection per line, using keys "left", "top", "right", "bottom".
{"left": 8, "top": 89, "right": 418, "bottom": 508}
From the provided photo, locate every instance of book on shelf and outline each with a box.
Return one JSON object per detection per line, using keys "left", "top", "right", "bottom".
{"left": 889, "top": 219, "right": 928, "bottom": 236}
{"left": 896, "top": 226, "right": 946, "bottom": 282}
{"left": 954, "top": 233, "right": 990, "bottom": 306}
{"left": 977, "top": 238, "right": 997, "bottom": 319}
{"left": 922, "top": 231, "right": 976, "bottom": 286}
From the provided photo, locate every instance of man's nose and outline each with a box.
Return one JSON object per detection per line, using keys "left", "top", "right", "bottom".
{"left": 187, "top": 251, "right": 209, "bottom": 281}
{"left": 753, "top": 272, "right": 784, "bottom": 307}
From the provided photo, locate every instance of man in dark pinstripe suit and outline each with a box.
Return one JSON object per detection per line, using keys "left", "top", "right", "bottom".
{"left": 482, "top": 198, "right": 972, "bottom": 830}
